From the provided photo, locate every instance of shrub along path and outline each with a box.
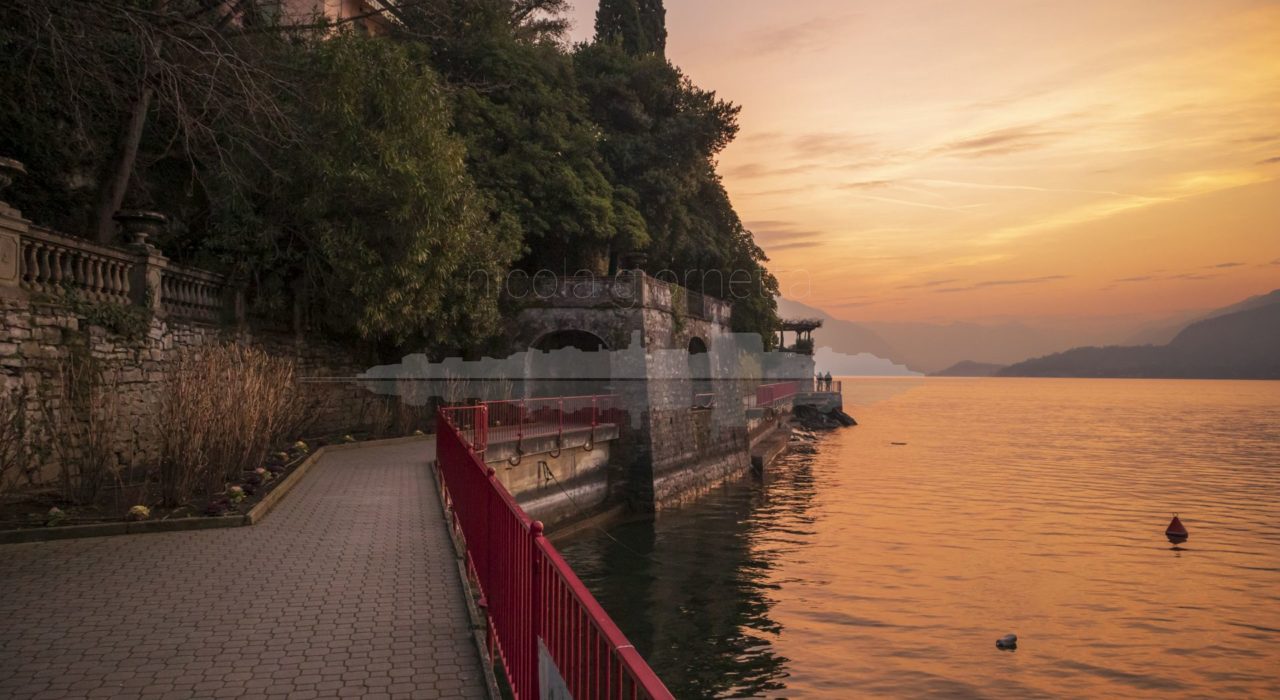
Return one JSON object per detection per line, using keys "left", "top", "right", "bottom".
{"left": 0, "top": 441, "right": 487, "bottom": 700}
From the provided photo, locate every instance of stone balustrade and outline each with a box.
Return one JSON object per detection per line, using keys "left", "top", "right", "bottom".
{"left": 511, "top": 272, "right": 641, "bottom": 309}
{"left": 20, "top": 226, "right": 136, "bottom": 304}
{"left": 641, "top": 274, "right": 732, "bottom": 323}
{"left": 0, "top": 167, "right": 237, "bottom": 325}
{"left": 160, "top": 264, "right": 228, "bottom": 323}
{"left": 507, "top": 270, "right": 734, "bottom": 324}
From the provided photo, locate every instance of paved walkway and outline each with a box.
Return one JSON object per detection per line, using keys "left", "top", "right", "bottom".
{"left": 0, "top": 442, "right": 487, "bottom": 700}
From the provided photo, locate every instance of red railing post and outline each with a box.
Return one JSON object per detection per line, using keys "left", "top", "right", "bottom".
{"left": 517, "top": 399, "right": 526, "bottom": 447}
{"left": 530, "top": 521, "right": 545, "bottom": 700}
{"left": 590, "top": 395, "right": 599, "bottom": 446}
{"left": 484, "top": 466, "right": 496, "bottom": 593}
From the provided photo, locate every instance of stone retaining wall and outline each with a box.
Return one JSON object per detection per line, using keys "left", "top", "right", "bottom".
{"left": 647, "top": 407, "right": 751, "bottom": 508}
{"left": 0, "top": 294, "right": 386, "bottom": 491}
{"left": 0, "top": 176, "right": 404, "bottom": 492}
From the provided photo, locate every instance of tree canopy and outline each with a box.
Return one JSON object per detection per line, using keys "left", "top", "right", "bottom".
{"left": 0, "top": 0, "right": 779, "bottom": 350}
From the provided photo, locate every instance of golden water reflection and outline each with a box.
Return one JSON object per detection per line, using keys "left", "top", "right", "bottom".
{"left": 559, "top": 378, "right": 1280, "bottom": 698}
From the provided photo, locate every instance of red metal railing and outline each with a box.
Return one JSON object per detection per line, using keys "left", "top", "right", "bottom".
{"left": 436, "top": 405, "right": 671, "bottom": 700}
{"left": 755, "top": 380, "right": 799, "bottom": 408}
{"left": 482, "top": 394, "right": 618, "bottom": 456}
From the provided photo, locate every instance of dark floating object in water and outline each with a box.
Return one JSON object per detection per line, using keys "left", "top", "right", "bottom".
{"left": 890, "top": 441, "right": 907, "bottom": 446}
{"left": 996, "top": 633, "right": 1017, "bottom": 650}
{"left": 1166, "top": 514, "right": 1188, "bottom": 544}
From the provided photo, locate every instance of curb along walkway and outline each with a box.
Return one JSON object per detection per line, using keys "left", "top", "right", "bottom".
{"left": 0, "top": 442, "right": 486, "bottom": 700}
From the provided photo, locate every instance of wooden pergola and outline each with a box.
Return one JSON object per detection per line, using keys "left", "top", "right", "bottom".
{"left": 778, "top": 318, "right": 823, "bottom": 352}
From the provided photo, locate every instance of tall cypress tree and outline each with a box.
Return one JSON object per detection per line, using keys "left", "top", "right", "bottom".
{"left": 595, "top": 0, "right": 665, "bottom": 55}
{"left": 637, "top": 0, "right": 666, "bottom": 55}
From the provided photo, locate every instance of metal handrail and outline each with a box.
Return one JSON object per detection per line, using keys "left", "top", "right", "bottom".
{"left": 755, "top": 381, "right": 799, "bottom": 407}
{"left": 435, "top": 406, "right": 673, "bottom": 700}
{"left": 451, "top": 394, "right": 619, "bottom": 458}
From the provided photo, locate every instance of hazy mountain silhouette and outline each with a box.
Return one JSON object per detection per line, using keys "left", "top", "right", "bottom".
{"left": 1000, "top": 302, "right": 1280, "bottom": 379}
{"left": 779, "top": 289, "right": 1280, "bottom": 375}
{"left": 1124, "top": 288, "right": 1280, "bottom": 345}
{"left": 931, "top": 361, "right": 1006, "bottom": 377}
{"left": 857, "top": 320, "right": 1085, "bottom": 373}
{"left": 776, "top": 297, "right": 1107, "bottom": 373}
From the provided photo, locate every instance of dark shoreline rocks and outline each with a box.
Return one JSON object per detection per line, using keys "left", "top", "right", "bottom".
{"left": 793, "top": 404, "right": 857, "bottom": 430}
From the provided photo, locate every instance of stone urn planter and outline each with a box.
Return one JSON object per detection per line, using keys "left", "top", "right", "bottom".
{"left": 113, "top": 209, "right": 168, "bottom": 250}
{"left": 619, "top": 251, "right": 648, "bottom": 270}
{"left": 0, "top": 156, "right": 26, "bottom": 194}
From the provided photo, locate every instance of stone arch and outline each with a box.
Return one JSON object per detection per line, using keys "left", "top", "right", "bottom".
{"left": 527, "top": 329, "right": 611, "bottom": 398}
{"left": 532, "top": 329, "right": 610, "bottom": 352}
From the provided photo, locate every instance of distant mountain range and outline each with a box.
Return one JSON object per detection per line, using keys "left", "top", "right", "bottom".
{"left": 778, "top": 289, "right": 1280, "bottom": 379}
{"left": 777, "top": 297, "right": 1138, "bottom": 374}
{"left": 999, "top": 302, "right": 1280, "bottom": 379}
{"left": 932, "top": 361, "right": 1006, "bottom": 377}
{"left": 1122, "top": 288, "right": 1280, "bottom": 345}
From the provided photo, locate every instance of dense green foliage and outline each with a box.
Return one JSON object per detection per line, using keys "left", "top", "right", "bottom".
{"left": 204, "top": 36, "right": 514, "bottom": 349}
{"left": 574, "top": 40, "right": 778, "bottom": 342}
{"left": 398, "top": 0, "right": 647, "bottom": 274}
{"left": 0, "top": 0, "right": 779, "bottom": 350}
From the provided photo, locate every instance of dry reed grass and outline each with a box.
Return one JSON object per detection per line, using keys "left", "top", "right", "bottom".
{"left": 442, "top": 370, "right": 471, "bottom": 405}
{"left": 393, "top": 377, "right": 434, "bottom": 435}
{"left": 359, "top": 397, "right": 397, "bottom": 439}
{"left": 157, "top": 344, "right": 296, "bottom": 505}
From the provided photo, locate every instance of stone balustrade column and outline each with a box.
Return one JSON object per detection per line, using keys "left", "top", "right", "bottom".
{"left": 118, "top": 210, "right": 169, "bottom": 315}
{"left": 128, "top": 248, "right": 168, "bottom": 315}
{"left": 0, "top": 157, "right": 30, "bottom": 299}
{"left": 233, "top": 286, "right": 247, "bottom": 334}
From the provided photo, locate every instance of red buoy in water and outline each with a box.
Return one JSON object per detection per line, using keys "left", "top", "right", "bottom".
{"left": 1166, "top": 514, "right": 1188, "bottom": 543}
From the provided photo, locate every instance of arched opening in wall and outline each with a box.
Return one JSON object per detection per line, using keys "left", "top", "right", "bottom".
{"left": 527, "top": 330, "right": 611, "bottom": 399}
{"left": 688, "top": 337, "right": 712, "bottom": 408}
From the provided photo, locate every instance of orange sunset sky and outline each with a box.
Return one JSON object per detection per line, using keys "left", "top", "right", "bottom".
{"left": 567, "top": 1, "right": 1280, "bottom": 325}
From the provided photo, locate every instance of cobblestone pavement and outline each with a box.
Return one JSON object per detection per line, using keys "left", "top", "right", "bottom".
{"left": 0, "top": 442, "right": 487, "bottom": 700}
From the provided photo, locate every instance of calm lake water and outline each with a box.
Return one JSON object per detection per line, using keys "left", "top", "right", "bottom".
{"left": 557, "top": 378, "right": 1280, "bottom": 698}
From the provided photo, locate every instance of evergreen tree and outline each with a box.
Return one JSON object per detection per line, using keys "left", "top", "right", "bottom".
{"left": 576, "top": 40, "right": 779, "bottom": 344}
{"left": 638, "top": 0, "right": 667, "bottom": 55}
{"left": 595, "top": 0, "right": 665, "bottom": 55}
{"left": 396, "top": 0, "right": 648, "bottom": 274}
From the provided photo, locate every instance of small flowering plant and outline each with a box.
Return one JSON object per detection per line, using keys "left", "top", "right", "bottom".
{"left": 227, "top": 485, "right": 246, "bottom": 504}
{"left": 46, "top": 507, "right": 67, "bottom": 527}
{"left": 342, "top": 434, "right": 356, "bottom": 443}
{"left": 255, "top": 467, "right": 273, "bottom": 483}
{"left": 293, "top": 440, "right": 309, "bottom": 453}
{"left": 127, "top": 505, "right": 151, "bottom": 521}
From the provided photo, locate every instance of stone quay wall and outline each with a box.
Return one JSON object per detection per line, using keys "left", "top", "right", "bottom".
{"left": 508, "top": 270, "right": 771, "bottom": 515}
